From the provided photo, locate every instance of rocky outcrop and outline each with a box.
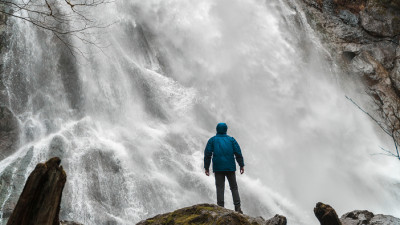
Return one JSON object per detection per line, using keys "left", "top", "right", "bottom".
{"left": 0, "top": 106, "right": 19, "bottom": 159}
{"left": 6, "top": 157, "right": 67, "bottom": 225}
{"left": 296, "top": 0, "right": 400, "bottom": 145}
{"left": 341, "top": 210, "right": 400, "bottom": 225}
{"left": 314, "top": 202, "right": 341, "bottom": 225}
{"left": 136, "top": 204, "right": 287, "bottom": 225}
{"left": 313, "top": 202, "right": 400, "bottom": 225}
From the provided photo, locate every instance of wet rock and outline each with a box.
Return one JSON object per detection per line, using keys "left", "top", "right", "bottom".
{"left": 6, "top": 157, "right": 67, "bottom": 225}
{"left": 341, "top": 210, "right": 400, "bottom": 225}
{"left": 314, "top": 202, "right": 341, "bottom": 225}
{"left": 48, "top": 135, "right": 66, "bottom": 159}
{"left": 0, "top": 106, "right": 19, "bottom": 159}
{"left": 0, "top": 147, "right": 34, "bottom": 220}
{"left": 136, "top": 203, "right": 287, "bottom": 225}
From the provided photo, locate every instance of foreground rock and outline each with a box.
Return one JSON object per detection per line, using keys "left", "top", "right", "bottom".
{"left": 314, "top": 202, "right": 341, "bottom": 225}
{"left": 7, "top": 157, "right": 67, "bottom": 225}
{"left": 136, "top": 204, "right": 287, "bottom": 225}
{"left": 314, "top": 202, "right": 400, "bottom": 225}
{"left": 341, "top": 210, "right": 400, "bottom": 225}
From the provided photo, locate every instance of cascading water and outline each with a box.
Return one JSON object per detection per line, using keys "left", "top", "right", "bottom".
{"left": 0, "top": 0, "right": 399, "bottom": 224}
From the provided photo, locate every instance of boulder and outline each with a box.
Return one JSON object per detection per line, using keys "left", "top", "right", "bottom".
{"left": 6, "top": 157, "right": 67, "bottom": 225}
{"left": 314, "top": 202, "right": 342, "bottom": 225}
{"left": 341, "top": 210, "right": 400, "bottom": 225}
{"left": 266, "top": 214, "right": 287, "bottom": 225}
{"left": 136, "top": 203, "right": 286, "bottom": 225}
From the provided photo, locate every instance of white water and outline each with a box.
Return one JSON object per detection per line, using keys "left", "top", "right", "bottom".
{"left": 1, "top": 0, "right": 400, "bottom": 224}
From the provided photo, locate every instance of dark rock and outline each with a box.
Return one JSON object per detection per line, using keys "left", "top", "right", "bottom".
{"left": 314, "top": 202, "right": 342, "bottom": 225}
{"left": 6, "top": 157, "right": 67, "bottom": 225}
{"left": 338, "top": 10, "right": 359, "bottom": 26}
{"left": 340, "top": 210, "right": 400, "bottom": 225}
{"left": 0, "top": 105, "right": 19, "bottom": 159}
{"left": 136, "top": 203, "right": 286, "bottom": 225}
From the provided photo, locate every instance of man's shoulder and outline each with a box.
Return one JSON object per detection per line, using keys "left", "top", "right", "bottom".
{"left": 214, "top": 134, "right": 234, "bottom": 140}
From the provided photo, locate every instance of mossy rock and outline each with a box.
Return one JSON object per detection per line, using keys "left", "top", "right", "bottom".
{"left": 136, "top": 204, "right": 286, "bottom": 225}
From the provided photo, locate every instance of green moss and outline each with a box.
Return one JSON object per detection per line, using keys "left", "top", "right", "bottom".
{"left": 196, "top": 205, "right": 217, "bottom": 211}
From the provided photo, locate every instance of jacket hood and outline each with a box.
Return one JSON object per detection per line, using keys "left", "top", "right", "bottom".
{"left": 216, "top": 123, "right": 228, "bottom": 134}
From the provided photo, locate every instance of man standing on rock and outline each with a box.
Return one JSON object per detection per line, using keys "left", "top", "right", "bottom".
{"left": 204, "top": 122, "right": 245, "bottom": 214}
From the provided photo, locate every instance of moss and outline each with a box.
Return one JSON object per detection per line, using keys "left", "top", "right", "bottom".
{"left": 215, "top": 213, "right": 251, "bottom": 225}
{"left": 151, "top": 206, "right": 215, "bottom": 225}
{"left": 196, "top": 205, "right": 218, "bottom": 212}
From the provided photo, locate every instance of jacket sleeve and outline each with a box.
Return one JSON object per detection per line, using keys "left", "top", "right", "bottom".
{"left": 232, "top": 137, "right": 245, "bottom": 167}
{"left": 204, "top": 138, "right": 214, "bottom": 170}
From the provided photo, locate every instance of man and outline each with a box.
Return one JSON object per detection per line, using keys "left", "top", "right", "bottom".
{"left": 204, "top": 122, "right": 245, "bottom": 214}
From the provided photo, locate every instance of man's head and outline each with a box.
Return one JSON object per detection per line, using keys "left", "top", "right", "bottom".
{"left": 216, "top": 123, "right": 228, "bottom": 134}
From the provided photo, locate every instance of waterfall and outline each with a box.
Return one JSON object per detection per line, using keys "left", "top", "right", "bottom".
{"left": 0, "top": 0, "right": 399, "bottom": 224}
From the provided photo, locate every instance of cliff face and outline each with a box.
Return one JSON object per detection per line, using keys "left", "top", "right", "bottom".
{"left": 295, "top": 0, "right": 400, "bottom": 144}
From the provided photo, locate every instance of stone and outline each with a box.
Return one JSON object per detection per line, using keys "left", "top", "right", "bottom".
{"left": 338, "top": 10, "right": 359, "bottom": 26}
{"left": 350, "top": 51, "right": 376, "bottom": 76}
{"left": 6, "top": 157, "right": 67, "bottom": 225}
{"left": 314, "top": 202, "right": 342, "bottom": 225}
{"left": 0, "top": 106, "right": 19, "bottom": 160}
{"left": 341, "top": 210, "right": 400, "bottom": 225}
{"left": 360, "top": 2, "right": 400, "bottom": 37}
{"left": 390, "top": 59, "right": 400, "bottom": 92}
{"left": 136, "top": 203, "right": 287, "bottom": 225}
{"left": 265, "top": 214, "right": 287, "bottom": 225}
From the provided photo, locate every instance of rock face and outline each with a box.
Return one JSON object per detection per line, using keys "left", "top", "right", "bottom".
{"left": 296, "top": 0, "right": 400, "bottom": 147}
{"left": 6, "top": 157, "right": 67, "bottom": 225}
{"left": 314, "top": 202, "right": 342, "bottom": 225}
{"left": 0, "top": 106, "right": 19, "bottom": 159}
{"left": 136, "top": 204, "right": 287, "bottom": 225}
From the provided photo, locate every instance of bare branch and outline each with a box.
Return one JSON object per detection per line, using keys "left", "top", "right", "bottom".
{"left": 346, "top": 95, "right": 400, "bottom": 160}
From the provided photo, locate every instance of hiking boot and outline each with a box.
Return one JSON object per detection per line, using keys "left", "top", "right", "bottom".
{"left": 235, "top": 205, "right": 243, "bottom": 214}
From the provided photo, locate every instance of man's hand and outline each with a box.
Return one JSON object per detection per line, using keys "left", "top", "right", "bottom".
{"left": 240, "top": 167, "right": 244, "bottom": 174}
{"left": 205, "top": 170, "right": 210, "bottom": 176}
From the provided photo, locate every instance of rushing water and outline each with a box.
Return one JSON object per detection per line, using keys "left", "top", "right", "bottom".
{"left": 0, "top": 0, "right": 400, "bottom": 224}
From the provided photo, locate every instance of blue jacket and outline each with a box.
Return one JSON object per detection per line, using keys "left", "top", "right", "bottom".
{"left": 204, "top": 123, "right": 245, "bottom": 172}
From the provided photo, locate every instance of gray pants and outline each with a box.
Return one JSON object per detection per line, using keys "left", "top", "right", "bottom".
{"left": 215, "top": 171, "right": 241, "bottom": 207}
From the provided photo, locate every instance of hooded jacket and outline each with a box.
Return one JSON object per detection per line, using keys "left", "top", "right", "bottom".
{"left": 204, "top": 123, "right": 245, "bottom": 172}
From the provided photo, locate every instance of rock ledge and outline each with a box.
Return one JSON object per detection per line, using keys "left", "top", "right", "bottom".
{"left": 136, "top": 203, "right": 287, "bottom": 225}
